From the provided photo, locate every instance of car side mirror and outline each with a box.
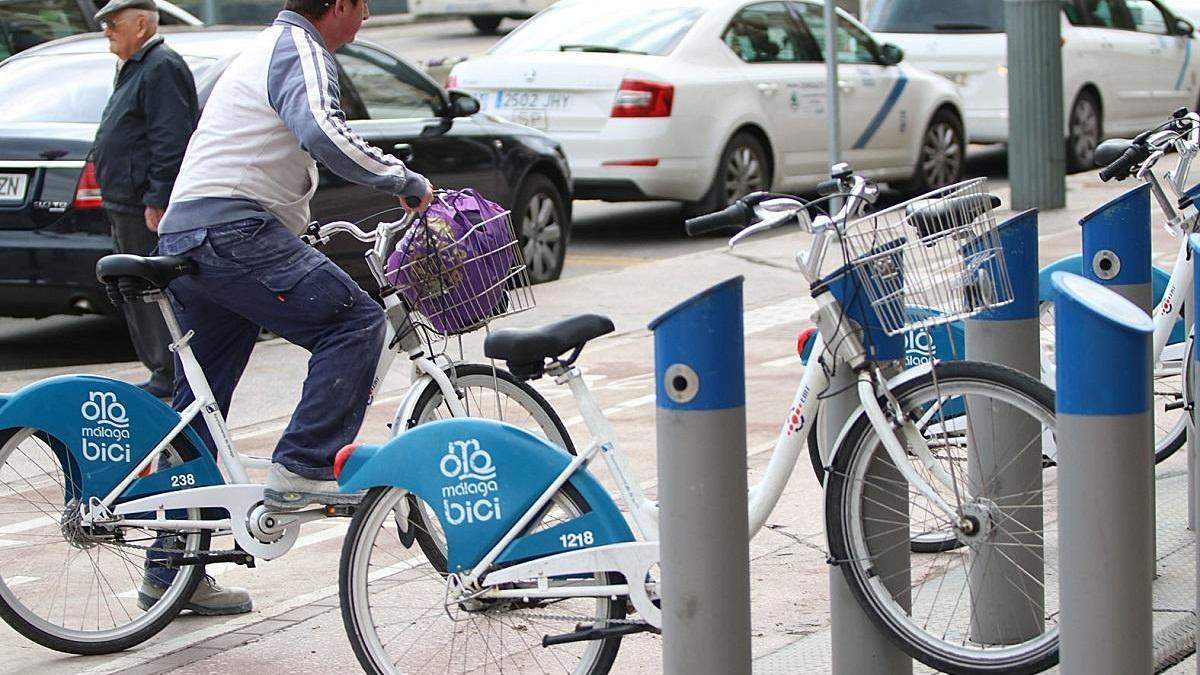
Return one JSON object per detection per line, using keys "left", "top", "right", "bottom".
{"left": 1176, "top": 17, "right": 1195, "bottom": 35}
{"left": 448, "top": 90, "right": 481, "bottom": 117}
{"left": 879, "top": 42, "right": 904, "bottom": 66}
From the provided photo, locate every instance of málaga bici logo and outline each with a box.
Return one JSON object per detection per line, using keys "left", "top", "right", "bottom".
{"left": 439, "top": 439, "right": 502, "bottom": 526}
{"left": 80, "top": 391, "right": 133, "bottom": 463}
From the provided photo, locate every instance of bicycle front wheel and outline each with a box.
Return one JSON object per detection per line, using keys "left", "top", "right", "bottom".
{"left": 404, "top": 363, "right": 573, "bottom": 571}
{"left": 339, "top": 485, "right": 625, "bottom": 675}
{"left": 0, "top": 426, "right": 206, "bottom": 654}
{"left": 825, "top": 361, "right": 1059, "bottom": 674}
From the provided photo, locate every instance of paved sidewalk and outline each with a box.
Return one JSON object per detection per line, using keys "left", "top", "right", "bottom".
{"left": 3, "top": 172, "right": 1195, "bottom": 674}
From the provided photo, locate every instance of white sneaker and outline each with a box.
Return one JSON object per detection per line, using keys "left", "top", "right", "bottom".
{"left": 138, "top": 575, "right": 252, "bottom": 616}
{"left": 264, "top": 463, "right": 364, "bottom": 511}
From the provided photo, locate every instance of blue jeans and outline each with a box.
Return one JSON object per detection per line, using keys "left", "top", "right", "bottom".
{"left": 157, "top": 216, "right": 386, "bottom": 479}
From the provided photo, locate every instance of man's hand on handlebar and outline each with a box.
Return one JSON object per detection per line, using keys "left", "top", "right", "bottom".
{"left": 401, "top": 179, "right": 435, "bottom": 214}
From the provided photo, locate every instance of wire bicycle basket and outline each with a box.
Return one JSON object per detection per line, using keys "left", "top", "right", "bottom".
{"left": 386, "top": 207, "right": 535, "bottom": 337}
{"left": 838, "top": 178, "right": 1013, "bottom": 336}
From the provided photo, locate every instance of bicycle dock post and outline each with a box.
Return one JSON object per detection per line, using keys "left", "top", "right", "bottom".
{"left": 1079, "top": 182, "right": 1153, "bottom": 310}
{"left": 964, "top": 208, "right": 1044, "bottom": 644}
{"left": 1191, "top": 234, "right": 1200, "bottom": 656}
{"left": 1053, "top": 271, "right": 1154, "bottom": 675}
{"left": 649, "top": 276, "right": 751, "bottom": 675}
{"left": 818, "top": 283, "right": 912, "bottom": 673}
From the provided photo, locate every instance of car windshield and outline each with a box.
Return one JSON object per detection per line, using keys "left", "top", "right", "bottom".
{"left": 866, "top": 0, "right": 1006, "bottom": 33}
{"left": 490, "top": 3, "right": 705, "bottom": 56}
{"left": 0, "top": 0, "right": 92, "bottom": 60}
{"left": 0, "top": 52, "right": 211, "bottom": 123}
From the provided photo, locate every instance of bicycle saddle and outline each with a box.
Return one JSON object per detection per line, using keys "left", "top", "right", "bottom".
{"left": 905, "top": 193, "right": 1001, "bottom": 242}
{"left": 1093, "top": 138, "right": 1133, "bottom": 168}
{"left": 485, "top": 313, "right": 615, "bottom": 380}
{"left": 96, "top": 254, "right": 197, "bottom": 304}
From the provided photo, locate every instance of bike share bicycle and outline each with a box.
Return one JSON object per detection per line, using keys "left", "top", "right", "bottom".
{"left": 0, "top": 201, "right": 571, "bottom": 654}
{"left": 333, "top": 166, "right": 1061, "bottom": 675}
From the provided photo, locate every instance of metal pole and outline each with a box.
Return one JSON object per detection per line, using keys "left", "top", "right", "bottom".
{"left": 824, "top": 1, "right": 841, "bottom": 165}
{"left": 1006, "top": 0, "right": 1066, "bottom": 210}
{"left": 1053, "top": 271, "right": 1154, "bottom": 675}
{"left": 650, "top": 277, "right": 751, "bottom": 675}
{"left": 964, "top": 209, "right": 1043, "bottom": 643}
{"left": 1190, "top": 234, "right": 1200, "bottom": 657}
{"left": 820, "top": 266, "right": 911, "bottom": 674}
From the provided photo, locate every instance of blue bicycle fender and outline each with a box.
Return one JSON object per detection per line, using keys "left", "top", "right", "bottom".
{"left": 1039, "top": 255, "right": 1183, "bottom": 344}
{"left": 338, "top": 418, "right": 634, "bottom": 573}
{"left": 0, "top": 375, "right": 221, "bottom": 505}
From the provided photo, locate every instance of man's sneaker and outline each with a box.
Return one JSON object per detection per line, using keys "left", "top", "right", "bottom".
{"left": 264, "top": 462, "right": 364, "bottom": 511}
{"left": 138, "top": 575, "right": 252, "bottom": 616}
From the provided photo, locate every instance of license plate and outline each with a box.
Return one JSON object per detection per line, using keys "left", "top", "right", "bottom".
{"left": 492, "top": 90, "right": 572, "bottom": 112}
{"left": 0, "top": 173, "right": 27, "bottom": 202}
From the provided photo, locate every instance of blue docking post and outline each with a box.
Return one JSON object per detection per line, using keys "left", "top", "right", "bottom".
{"left": 649, "top": 276, "right": 751, "bottom": 675}
{"left": 1191, "top": 234, "right": 1200, "bottom": 656}
{"left": 1053, "top": 271, "right": 1154, "bottom": 675}
{"left": 964, "top": 208, "right": 1044, "bottom": 643}
{"left": 1079, "top": 182, "right": 1153, "bottom": 310}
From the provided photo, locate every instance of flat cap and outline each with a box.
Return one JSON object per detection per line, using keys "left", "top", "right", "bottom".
{"left": 94, "top": 0, "right": 157, "bottom": 22}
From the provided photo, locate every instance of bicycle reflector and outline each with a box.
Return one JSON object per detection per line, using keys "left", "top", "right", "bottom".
{"left": 797, "top": 327, "right": 817, "bottom": 362}
{"left": 333, "top": 443, "right": 359, "bottom": 479}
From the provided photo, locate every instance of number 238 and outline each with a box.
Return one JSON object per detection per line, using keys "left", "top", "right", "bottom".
{"left": 170, "top": 474, "right": 196, "bottom": 488}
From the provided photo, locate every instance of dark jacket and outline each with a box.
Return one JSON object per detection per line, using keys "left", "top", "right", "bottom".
{"left": 93, "top": 35, "right": 198, "bottom": 214}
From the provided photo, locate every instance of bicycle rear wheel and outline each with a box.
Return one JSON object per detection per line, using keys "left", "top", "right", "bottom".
{"left": 0, "top": 426, "right": 206, "bottom": 654}
{"left": 403, "top": 363, "right": 574, "bottom": 572}
{"left": 339, "top": 484, "right": 624, "bottom": 675}
{"left": 825, "top": 361, "right": 1059, "bottom": 674}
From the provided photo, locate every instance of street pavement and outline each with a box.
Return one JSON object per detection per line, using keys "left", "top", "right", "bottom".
{"left": 0, "top": 170, "right": 1193, "bottom": 674}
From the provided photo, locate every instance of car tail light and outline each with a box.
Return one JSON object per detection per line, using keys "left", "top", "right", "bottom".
{"left": 333, "top": 443, "right": 359, "bottom": 479}
{"left": 611, "top": 79, "right": 673, "bottom": 118}
{"left": 74, "top": 161, "right": 102, "bottom": 210}
{"left": 445, "top": 74, "right": 459, "bottom": 89}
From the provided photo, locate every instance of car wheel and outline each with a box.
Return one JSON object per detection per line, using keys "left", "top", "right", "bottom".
{"left": 904, "top": 108, "right": 965, "bottom": 195}
{"left": 684, "top": 131, "right": 771, "bottom": 219}
{"left": 470, "top": 15, "right": 502, "bottom": 33}
{"left": 1067, "top": 90, "right": 1102, "bottom": 173}
{"left": 514, "top": 173, "right": 568, "bottom": 284}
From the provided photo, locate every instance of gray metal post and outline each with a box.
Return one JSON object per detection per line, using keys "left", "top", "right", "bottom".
{"left": 1006, "top": 0, "right": 1066, "bottom": 210}
{"left": 1053, "top": 271, "right": 1154, "bottom": 675}
{"left": 1190, "top": 234, "right": 1200, "bottom": 655}
{"left": 650, "top": 277, "right": 751, "bottom": 675}
{"left": 964, "top": 209, "right": 1043, "bottom": 643}
{"left": 818, "top": 267, "right": 911, "bottom": 674}
{"left": 824, "top": 0, "right": 841, "bottom": 165}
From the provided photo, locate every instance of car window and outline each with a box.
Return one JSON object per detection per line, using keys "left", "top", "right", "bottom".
{"left": 489, "top": 3, "right": 704, "bottom": 56}
{"left": 792, "top": 3, "right": 879, "bottom": 64}
{"left": 0, "top": 0, "right": 91, "bottom": 60}
{"left": 866, "top": 0, "right": 1005, "bottom": 33}
{"left": 1084, "top": 0, "right": 1124, "bottom": 27}
{"left": 722, "top": 3, "right": 816, "bottom": 63}
{"left": 158, "top": 9, "right": 187, "bottom": 25}
{"left": 1124, "top": 0, "right": 1170, "bottom": 31}
{"left": 334, "top": 49, "right": 440, "bottom": 120}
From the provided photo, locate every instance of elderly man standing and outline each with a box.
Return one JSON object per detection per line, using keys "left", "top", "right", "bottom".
{"left": 92, "top": 0, "right": 197, "bottom": 399}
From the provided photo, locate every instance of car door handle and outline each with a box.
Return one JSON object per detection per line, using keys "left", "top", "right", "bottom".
{"left": 756, "top": 83, "right": 779, "bottom": 96}
{"left": 838, "top": 80, "right": 855, "bottom": 93}
{"left": 392, "top": 143, "right": 414, "bottom": 161}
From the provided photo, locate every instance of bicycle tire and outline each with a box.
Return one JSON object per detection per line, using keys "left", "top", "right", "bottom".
{"left": 403, "top": 363, "right": 574, "bottom": 571}
{"left": 1040, "top": 299, "right": 1186, "bottom": 463}
{"left": 339, "top": 484, "right": 624, "bottom": 675}
{"left": 0, "top": 426, "right": 207, "bottom": 655}
{"left": 825, "top": 361, "right": 1059, "bottom": 675}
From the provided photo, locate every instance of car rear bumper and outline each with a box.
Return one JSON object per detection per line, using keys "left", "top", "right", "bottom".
{"left": 556, "top": 121, "right": 712, "bottom": 203}
{"left": 0, "top": 231, "right": 115, "bottom": 318}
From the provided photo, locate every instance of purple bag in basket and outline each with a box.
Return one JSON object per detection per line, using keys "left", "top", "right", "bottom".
{"left": 385, "top": 189, "right": 515, "bottom": 335}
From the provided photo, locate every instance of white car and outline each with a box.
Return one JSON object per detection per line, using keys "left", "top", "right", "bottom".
{"left": 866, "top": 0, "right": 1200, "bottom": 171}
{"left": 1164, "top": 0, "right": 1200, "bottom": 23}
{"left": 449, "top": 0, "right": 966, "bottom": 213}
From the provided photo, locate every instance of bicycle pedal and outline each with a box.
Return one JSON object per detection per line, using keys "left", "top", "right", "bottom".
{"left": 324, "top": 504, "right": 356, "bottom": 518}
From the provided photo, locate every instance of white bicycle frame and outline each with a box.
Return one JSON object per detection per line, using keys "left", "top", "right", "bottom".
{"left": 453, "top": 176, "right": 963, "bottom": 628}
{"left": 81, "top": 212, "right": 477, "bottom": 560}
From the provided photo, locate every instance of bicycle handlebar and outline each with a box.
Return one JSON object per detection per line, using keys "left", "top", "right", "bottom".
{"left": 684, "top": 200, "right": 756, "bottom": 236}
{"left": 1098, "top": 143, "right": 1149, "bottom": 182}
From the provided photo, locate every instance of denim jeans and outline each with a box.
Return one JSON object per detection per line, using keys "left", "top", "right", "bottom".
{"left": 157, "top": 215, "right": 386, "bottom": 479}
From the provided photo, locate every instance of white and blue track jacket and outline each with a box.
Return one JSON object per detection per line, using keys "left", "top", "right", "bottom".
{"left": 160, "top": 11, "right": 426, "bottom": 235}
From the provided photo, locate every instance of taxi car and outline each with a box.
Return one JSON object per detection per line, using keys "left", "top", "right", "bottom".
{"left": 867, "top": 0, "right": 1200, "bottom": 171}
{"left": 449, "top": 0, "right": 966, "bottom": 214}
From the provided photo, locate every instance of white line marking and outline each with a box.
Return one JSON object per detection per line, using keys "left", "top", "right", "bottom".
{"left": 7, "top": 576, "right": 37, "bottom": 587}
{"left": 762, "top": 354, "right": 801, "bottom": 368}
{"left": 0, "top": 515, "right": 56, "bottom": 535}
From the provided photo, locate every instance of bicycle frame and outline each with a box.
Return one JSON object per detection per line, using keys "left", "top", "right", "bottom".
{"left": 80, "top": 213, "right": 478, "bottom": 559}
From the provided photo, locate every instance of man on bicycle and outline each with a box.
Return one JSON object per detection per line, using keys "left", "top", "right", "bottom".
{"left": 143, "top": 0, "right": 433, "bottom": 613}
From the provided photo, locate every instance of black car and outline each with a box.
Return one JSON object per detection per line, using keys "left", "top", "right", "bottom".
{"left": 0, "top": 27, "right": 572, "bottom": 319}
